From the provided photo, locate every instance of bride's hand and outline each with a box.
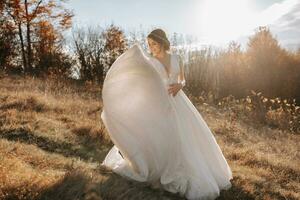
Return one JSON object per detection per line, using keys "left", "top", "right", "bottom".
{"left": 168, "top": 83, "right": 182, "bottom": 97}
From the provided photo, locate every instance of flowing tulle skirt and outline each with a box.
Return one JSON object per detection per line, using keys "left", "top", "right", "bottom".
{"left": 100, "top": 44, "right": 233, "bottom": 200}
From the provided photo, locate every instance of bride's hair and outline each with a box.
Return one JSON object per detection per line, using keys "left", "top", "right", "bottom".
{"left": 147, "top": 28, "right": 170, "bottom": 51}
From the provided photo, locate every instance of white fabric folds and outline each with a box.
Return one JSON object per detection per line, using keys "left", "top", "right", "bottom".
{"left": 101, "top": 44, "right": 233, "bottom": 200}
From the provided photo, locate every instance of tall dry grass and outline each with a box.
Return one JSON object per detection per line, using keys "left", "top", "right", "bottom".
{"left": 0, "top": 73, "right": 299, "bottom": 200}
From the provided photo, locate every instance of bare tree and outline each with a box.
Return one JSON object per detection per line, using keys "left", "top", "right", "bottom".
{"left": 72, "top": 24, "right": 127, "bottom": 83}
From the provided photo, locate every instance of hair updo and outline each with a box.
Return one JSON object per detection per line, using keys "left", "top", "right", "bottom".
{"left": 147, "top": 28, "right": 170, "bottom": 51}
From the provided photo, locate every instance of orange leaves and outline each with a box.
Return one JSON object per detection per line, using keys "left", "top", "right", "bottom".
{"left": 58, "top": 9, "right": 73, "bottom": 29}
{"left": 4, "top": 0, "right": 73, "bottom": 31}
{"left": 2, "top": 0, "right": 74, "bottom": 75}
{"left": 4, "top": 0, "right": 74, "bottom": 49}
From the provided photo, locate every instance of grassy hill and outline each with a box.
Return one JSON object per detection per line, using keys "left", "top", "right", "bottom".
{"left": 0, "top": 74, "right": 299, "bottom": 200}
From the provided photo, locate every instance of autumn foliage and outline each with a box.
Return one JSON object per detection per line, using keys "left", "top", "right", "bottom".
{"left": 1, "top": 0, "right": 73, "bottom": 75}
{"left": 184, "top": 27, "right": 300, "bottom": 105}
{"left": 0, "top": 2, "right": 299, "bottom": 107}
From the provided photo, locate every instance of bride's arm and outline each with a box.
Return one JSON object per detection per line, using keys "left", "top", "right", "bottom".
{"left": 168, "top": 55, "right": 186, "bottom": 96}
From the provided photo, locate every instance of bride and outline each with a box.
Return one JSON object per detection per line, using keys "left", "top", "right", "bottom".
{"left": 100, "top": 28, "right": 233, "bottom": 200}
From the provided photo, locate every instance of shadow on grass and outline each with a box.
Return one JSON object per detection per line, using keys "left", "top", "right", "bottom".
{"left": 38, "top": 167, "right": 100, "bottom": 200}
{"left": 38, "top": 165, "right": 258, "bottom": 200}
{"left": 217, "top": 177, "right": 255, "bottom": 200}
{"left": 0, "top": 129, "right": 260, "bottom": 200}
{"left": 0, "top": 127, "right": 109, "bottom": 162}
{"left": 38, "top": 166, "right": 185, "bottom": 200}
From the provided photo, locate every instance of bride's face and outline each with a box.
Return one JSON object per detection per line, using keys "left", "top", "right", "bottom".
{"left": 147, "top": 37, "right": 163, "bottom": 56}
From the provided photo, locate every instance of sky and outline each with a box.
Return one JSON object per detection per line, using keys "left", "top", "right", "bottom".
{"left": 66, "top": 0, "right": 300, "bottom": 50}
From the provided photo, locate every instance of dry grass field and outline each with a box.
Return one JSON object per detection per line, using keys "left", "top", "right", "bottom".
{"left": 0, "top": 74, "right": 299, "bottom": 200}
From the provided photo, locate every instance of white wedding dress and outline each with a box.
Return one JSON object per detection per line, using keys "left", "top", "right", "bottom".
{"left": 100, "top": 43, "right": 233, "bottom": 200}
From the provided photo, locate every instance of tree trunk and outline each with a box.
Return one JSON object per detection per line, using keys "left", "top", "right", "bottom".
{"left": 18, "top": 22, "right": 27, "bottom": 72}
{"left": 24, "top": 0, "right": 32, "bottom": 74}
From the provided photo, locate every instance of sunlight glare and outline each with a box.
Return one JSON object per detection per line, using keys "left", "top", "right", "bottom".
{"left": 195, "top": 0, "right": 256, "bottom": 45}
